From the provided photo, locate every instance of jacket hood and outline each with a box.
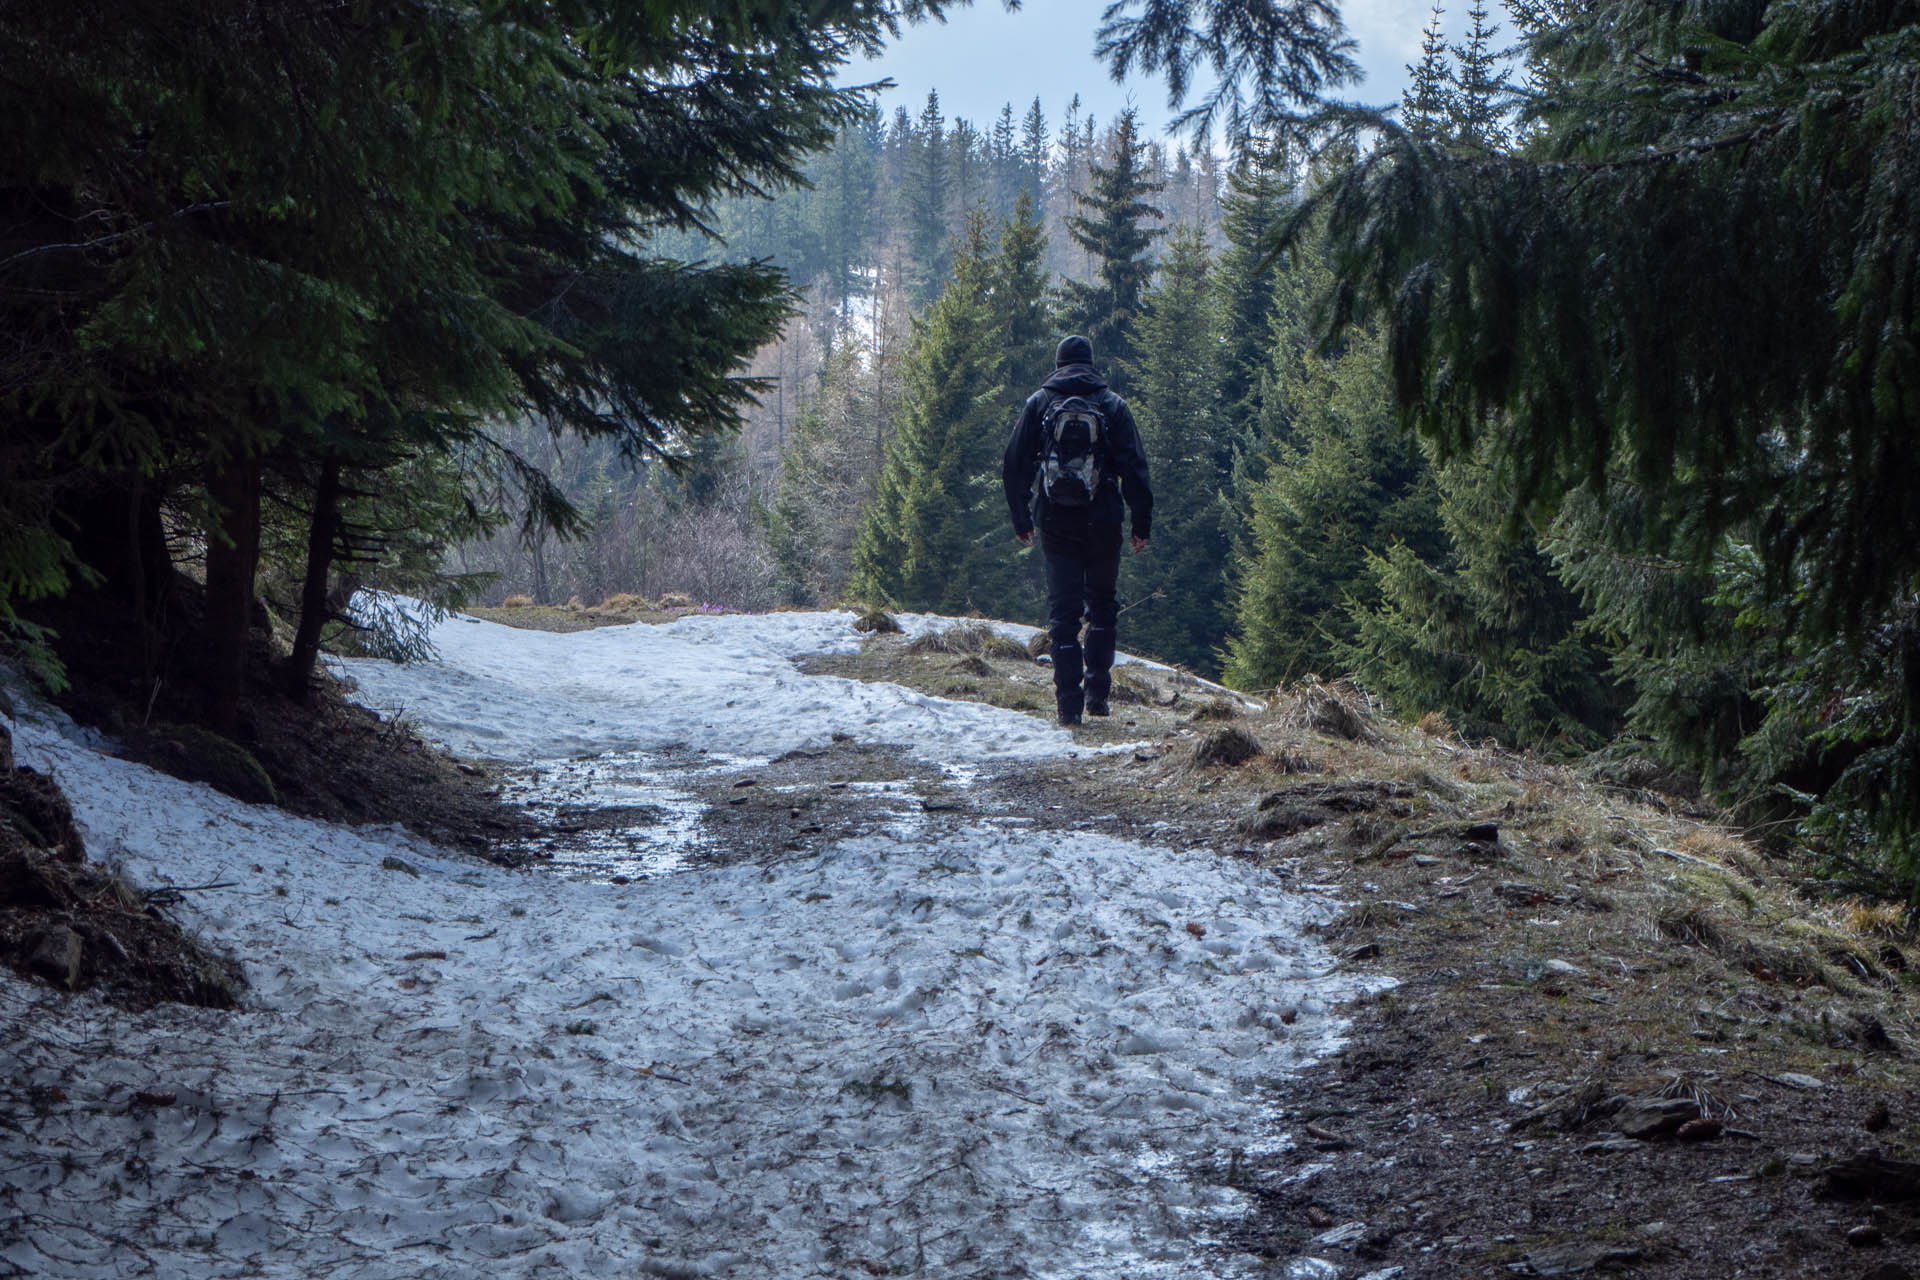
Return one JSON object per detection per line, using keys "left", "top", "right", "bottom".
{"left": 1041, "top": 363, "right": 1108, "bottom": 396}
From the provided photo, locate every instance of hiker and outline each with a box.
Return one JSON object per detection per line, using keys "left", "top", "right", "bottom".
{"left": 1002, "top": 334, "right": 1153, "bottom": 726}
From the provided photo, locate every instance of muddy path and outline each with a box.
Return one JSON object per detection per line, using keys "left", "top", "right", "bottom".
{"left": 503, "top": 707, "right": 1920, "bottom": 1280}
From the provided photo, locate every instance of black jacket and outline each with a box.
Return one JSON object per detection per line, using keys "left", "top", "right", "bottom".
{"left": 1001, "top": 363, "right": 1153, "bottom": 540}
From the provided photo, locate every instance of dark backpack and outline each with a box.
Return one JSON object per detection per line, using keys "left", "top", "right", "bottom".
{"left": 1038, "top": 395, "right": 1108, "bottom": 506}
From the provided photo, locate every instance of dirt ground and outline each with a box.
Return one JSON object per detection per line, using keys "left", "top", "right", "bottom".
{"left": 797, "top": 626, "right": 1920, "bottom": 1279}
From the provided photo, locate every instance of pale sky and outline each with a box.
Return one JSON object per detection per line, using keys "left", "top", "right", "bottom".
{"left": 851, "top": 0, "right": 1435, "bottom": 143}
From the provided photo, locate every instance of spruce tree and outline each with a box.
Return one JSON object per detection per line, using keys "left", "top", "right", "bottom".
{"left": 948, "top": 118, "right": 983, "bottom": 230}
{"left": 1094, "top": 0, "right": 1360, "bottom": 141}
{"left": 1213, "top": 139, "right": 1297, "bottom": 424}
{"left": 1447, "top": 1, "right": 1508, "bottom": 152}
{"left": 1546, "top": 490, "right": 1766, "bottom": 790}
{"left": 767, "top": 342, "right": 882, "bottom": 606}
{"left": 972, "top": 193, "right": 1056, "bottom": 617}
{"left": 1019, "top": 98, "right": 1051, "bottom": 207}
{"left": 882, "top": 105, "right": 915, "bottom": 204}
{"left": 1047, "top": 95, "right": 1092, "bottom": 282}
{"left": 1223, "top": 322, "right": 1444, "bottom": 689}
{"left": 1402, "top": 6, "right": 1453, "bottom": 141}
{"left": 990, "top": 105, "right": 1020, "bottom": 214}
{"left": 991, "top": 192, "right": 1055, "bottom": 399}
{"left": 1342, "top": 446, "right": 1620, "bottom": 747}
{"left": 905, "top": 91, "right": 951, "bottom": 306}
{"left": 1058, "top": 110, "right": 1166, "bottom": 392}
{"left": 0, "top": 0, "right": 855, "bottom": 720}
{"left": 1329, "top": 8, "right": 1601, "bottom": 748}
{"left": 812, "top": 112, "right": 881, "bottom": 320}
{"left": 1127, "top": 228, "right": 1235, "bottom": 673}
{"left": 1547, "top": 487, "right": 1917, "bottom": 875}
{"left": 1216, "top": 167, "right": 1325, "bottom": 606}
{"left": 848, "top": 212, "right": 1006, "bottom": 613}
{"left": 1302, "top": 0, "right": 1920, "bottom": 652}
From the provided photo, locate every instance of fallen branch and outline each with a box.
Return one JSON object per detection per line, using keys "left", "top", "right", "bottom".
{"left": 142, "top": 880, "right": 238, "bottom": 906}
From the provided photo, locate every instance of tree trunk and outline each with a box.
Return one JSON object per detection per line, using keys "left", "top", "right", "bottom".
{"left": 64, "top": 473, "right": 172, "bottom": 613}
{"left": 202, "top": 456, "right": 261, "bottom": 733}
{"left": 61, "top": 472, "right": 175, "bottom": 695}
{"left": 280, "top": 456, "right": 342, "bottom": 701}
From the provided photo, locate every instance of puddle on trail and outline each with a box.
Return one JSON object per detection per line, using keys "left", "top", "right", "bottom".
{"left": 500, "top": 750, "right": 721, "bottom": 882}
{"left": 499, "top": 743, "right": 946, "bottom": 882}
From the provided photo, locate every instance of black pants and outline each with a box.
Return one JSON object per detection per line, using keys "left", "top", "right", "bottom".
{"left": 1041, "top": 520, "right": 1122, "bottom": 716}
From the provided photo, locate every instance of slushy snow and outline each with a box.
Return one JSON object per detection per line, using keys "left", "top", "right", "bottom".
{"left": 2, "top": 609, "right": 1377, "bottom": 1278}
{"left": 333, "top": 609, "right": 1079, "bottom": 765}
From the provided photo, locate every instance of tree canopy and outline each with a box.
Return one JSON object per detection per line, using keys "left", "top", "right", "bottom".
{"left": 1289, "top": 0, "right": 1920, "bottom": 872}
{"left": 1303, "top": 0, "right": 1919, "bottom": 636}
{"left": 0, "top": 0, "right": 927, "bottom": 716}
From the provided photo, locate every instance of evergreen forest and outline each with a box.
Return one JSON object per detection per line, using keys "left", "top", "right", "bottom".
{"left": 6, "top": 0, "right": 1920, "bottom": 897}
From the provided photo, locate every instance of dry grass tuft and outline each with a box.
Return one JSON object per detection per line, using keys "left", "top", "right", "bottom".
{"left": 979, "top": 633, "right": 1032, "bottom": 663}
{"left": 905, "top": 629, "right": 959, "bottom": 655}
{"left": 1416, "top": 710, "right": 1453, "bottom": 737}
{"left": 657, "top": 592, "right": 694, "bottom": 609}
{"left": 1655, "top": 904, "right": 1727, "bottom": 950}
{"left": 1279, "top": 679, "right": 1384, "bottom": 744}
{"left": 1675, "top": 828, "right": 1753, "bottom": 865}
{"left": 1190, "top": 698, "right": 1241, "bottom": 722}
{"left": 1652, "top": 895, "right": 1852, "bottom": 991}
{"left": 600, "top": 593, "right": 653, "bottom": 613}
{"left": 1193, "top": 726, "right": 1263, "bottom": 768}
{"left": 940, "top": 622, "right": 999, "bottom": 653}
{"left": 1272, "top": 748, "right": 1321, "bottom": 775}
{"left": 1654, "top": 1072, "right": 1736, "bottom": 1119}
{"left": 853, "top": 607, "right": 902, "bottom": 634}
{"left": 1845, "top": 899, "right": 1911, "bottom": 939}
{"left": 906, "top": 622, "right": 1025, "bottom": 661}
{"left": 502, "top": 593, "right": 533, "bottom": 609}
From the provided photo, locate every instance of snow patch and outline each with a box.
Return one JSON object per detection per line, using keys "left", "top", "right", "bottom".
{"left": 331, "top": 608, "right": 1085, "bottom": 764}
{"left": 3, "top": 610, "right": 1375, "bottom": 1276}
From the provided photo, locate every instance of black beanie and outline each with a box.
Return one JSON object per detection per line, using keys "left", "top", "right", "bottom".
{"left": 1055, "top": 335, "right": 1093, "bottom": 367}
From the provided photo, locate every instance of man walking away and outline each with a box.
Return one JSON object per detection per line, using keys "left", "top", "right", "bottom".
{"left": 1002, "top": 335, "right": 1153, "bottom": 726}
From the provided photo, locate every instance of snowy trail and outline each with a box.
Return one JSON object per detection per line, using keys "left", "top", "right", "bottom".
{"left": 332, "top": 610, "right": 1078, "bottom": 764}
{"left": 3, "top": 611, "right": 1377, "bottom": 1278}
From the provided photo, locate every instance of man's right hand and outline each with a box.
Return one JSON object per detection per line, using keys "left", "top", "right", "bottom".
{"left": 1015, "top": 530, "right": 1033, "bottom": 547}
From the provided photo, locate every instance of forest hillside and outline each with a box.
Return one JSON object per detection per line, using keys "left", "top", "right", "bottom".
{"left": 6, "top": 603, "right": 1919, "bottom": 1275}
{"left": 2, "top": 0, "right": 1920, "bottom": 1270}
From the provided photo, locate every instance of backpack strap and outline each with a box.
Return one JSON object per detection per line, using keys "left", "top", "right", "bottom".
{"left": 1035, "top": 390, "right": 1065, "bottom": 457}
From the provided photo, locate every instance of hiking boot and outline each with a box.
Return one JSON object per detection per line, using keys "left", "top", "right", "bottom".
{"left": 1052, "top": 639, "right": 1085, "bottom": 726}
{"left": 1085, "top": 668, "right": 1111, "bottom": 718}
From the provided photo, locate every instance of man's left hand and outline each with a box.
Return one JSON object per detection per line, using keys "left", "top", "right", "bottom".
{"left": 1131, "top": 535, "right": 1149, "bottom": 554}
